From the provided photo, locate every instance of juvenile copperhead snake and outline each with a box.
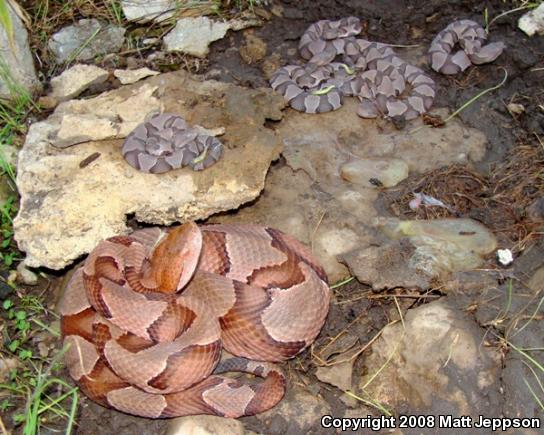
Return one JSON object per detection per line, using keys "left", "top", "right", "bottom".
{"left": 122, "top": 114, "right": 223, "bottom": 174}
{"left": 270, "top": 17, "right": 504, "bottom": 120}
{"left": 60, "top": 223, "right": 330, "bottom": 418}
{"left": 270, "top": 17, "right": 436, "bottom": 119}
{"left": 429, "top": 20, "right": 505, "bottom": 74}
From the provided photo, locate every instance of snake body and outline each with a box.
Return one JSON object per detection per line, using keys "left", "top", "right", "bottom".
{"left": 122, "top": 114, "right": 223, "bottom": 174}
{"left": 271, "top": 17, "right": 504, "bottom": 120}
{"left": 270, "top": 17, "right": 436, "bottom": 120}
{"left": 298, "top": 17, "right": 363, "bottom": 65}
{"left": 60, "top": 223, "right": 330, "bottom": 418}
{"left": 428, "top": 20, "right": 505, "bottom": 74}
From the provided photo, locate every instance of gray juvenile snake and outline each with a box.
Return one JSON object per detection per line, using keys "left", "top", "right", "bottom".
{"left": 122, "top": 114, "right": 223, "bottom": 174}
{"left": 270, "top": 17, "right": 504, "bottom": 121}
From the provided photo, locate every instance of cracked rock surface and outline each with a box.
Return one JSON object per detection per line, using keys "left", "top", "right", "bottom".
{"left": 14, "top": 70, "right": 284, "bottom": 269}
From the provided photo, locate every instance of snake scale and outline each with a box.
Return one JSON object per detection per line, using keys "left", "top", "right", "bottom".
{"left": 60, "top": 223, "right": 330, "bottom": 418}
{"left": 270, "top": 17, "right": 504, "bottom": 120}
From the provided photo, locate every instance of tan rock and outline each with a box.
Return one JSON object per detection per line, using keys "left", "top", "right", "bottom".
{"left": 262, "top": 53, "right": 281, "bottom": 80}
{"left": 372, "top": 217, "right": 497, "bottom": 278}
{"left": 14, "top": 70, "right": 284, "bottom": 269}
{"left": 528, "top": 266, "right": 544, "bottom": 293}
{"left": 49, "top": 64, "right": 109, "bottom": 101}
{"left": 214, "top": 101, "right": 488, "bottom": 282}
{"left": 167, "top": 415, "right": 247, "bottom": 435}
{"left": 340, "top": 158, "right": 409, "bottom": 188}
{"left": 50, "top": 82, "right": 162, "bottom": 148}
{"left": 114, "top": 67, "right": 159, "bottom": 84}
{"left": 256, "top": 383, "right": 331, "bottom": 433}
{"left": 239, "top": 33, "right": 267, "bottom": 64}
{"left": 341, "top": 239, "right": 431, "bottom": 290}
{"left": 359, "top": 299, "right": 501, "bottom": 415}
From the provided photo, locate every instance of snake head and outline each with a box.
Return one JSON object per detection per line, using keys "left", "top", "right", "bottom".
{"left": 148, "top": 222, "right": 202, "bottom": 293}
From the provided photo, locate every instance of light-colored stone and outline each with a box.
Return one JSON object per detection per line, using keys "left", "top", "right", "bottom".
{"left": 164, "top": 16, "right": 261, "bottom": 57}
{"left": 14, "top": 70, "right": 284, "bottom": 269}
{"left": 167, "top": 415, "right": 246, "bottom": 435}
{"left": 48, "top": 19, "right": 126, "bottom": 63}
{"left": 340, "top": 158, "right": 409, "bottom": 188}
{"left": 48, "top": 83, "right": 162, "bottom": 148}
{"left": 214, "top": 100, "right": 488, "bottom": 282}
{"left": 122, "top": 0, "right": 176, "bottom": 23}
{"left": 0, "top": 2, "right": 40, "bottom": 99}
{"left": 0, "top": 144, "right": 18, "bottom": 169}
{"left": 114, "top": 67, "right": 159, "bottom": 84}
{"left": 49, "top": 64, "right": 109, "bottom": 101}
{"left": 164, "top": 17, "right": 231, "bottom": 57}
{"left": 16, "top": 262, "right": 38, "bottom": 285}
{"left": 360, "top": 299, "right": 501, "bottom": 416}
{"left": 528, "top": 266, "right": 544, "bottom": 293}
{"left": 519, "top": 2, "right": 544, "bottom": 36}
{"left": 341, "top": 239, "right": 431, "bottom": 290}
{"left": 315, "top": 361, "right": 354, "bottom": 391}
{"left": 376, "top": 217, "right": 497, "bottom": 276}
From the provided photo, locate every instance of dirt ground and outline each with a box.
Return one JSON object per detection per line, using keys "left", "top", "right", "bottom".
{"left": 2, "top": 0, "right": 544, "bottom": 434}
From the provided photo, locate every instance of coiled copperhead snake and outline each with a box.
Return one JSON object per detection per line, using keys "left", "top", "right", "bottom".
{"left": 270, "top": 17, "right": 504, "bottom": 120}
{"left": 122, "top": 114, "right": 223, "bottom": 174}
{"left": 429, "top": 19, "right": 505, "bottom": 74}
{"left": 60, "top": 223, "right": 330, "bottom": 418}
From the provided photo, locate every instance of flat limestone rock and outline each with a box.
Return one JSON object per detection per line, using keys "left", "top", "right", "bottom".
{"left": 14, "top": 70, "right": 284, "bottom": 269}
{"left": 340, "top": 158, "right": 409, "bottom": 188}
{"left": 49, "top": 64, "right": 109, "bottom": 101}
{"left": 48, "top": 82, "right": 163, "bottom": 148}
{"left": 377, "top": 217, "right": 497, "bottom": 276}
{"left": 214, "top": 101, "right": 488, "bottom": 282}
{"left": 114, "top": 67, "right": 159, "bottom": 84}
{"left": 121, "top": 0, "right": 176, "bottom": 23}
{"left": 341, "top": 217, "right": 497, "bottom": 290}
{"left": 340, "top": 239, "right": 431, "bottom": 291}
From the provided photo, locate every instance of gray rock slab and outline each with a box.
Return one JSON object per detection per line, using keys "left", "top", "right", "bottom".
{"left": 164, "top": 16, "right": 262, "bottom": 57}
{"left": 48, "top": 19, "right": 126, "bottom": 63}
{"left": 0, "top": 2, "right": 40, "bottom": 99}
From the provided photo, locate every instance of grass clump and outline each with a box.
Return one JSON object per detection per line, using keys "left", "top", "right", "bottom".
{"left": 0, "top": 24, "right": 77, "bottom": 432}
{"left": 1, "top": 294, "right": 79, "bottom": 434}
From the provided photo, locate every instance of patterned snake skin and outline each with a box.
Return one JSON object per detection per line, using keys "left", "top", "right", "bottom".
{"left": 270, "top": 17, "right": 436, "bottom": 120}
{"left": 60, "top": 223, "right": 330, "bottom": 418}
{"left": 429, "top": 20, "right": 505, "bottom": 74}
{"left": 122, "top": 114, "right": 223, "bottom": 174}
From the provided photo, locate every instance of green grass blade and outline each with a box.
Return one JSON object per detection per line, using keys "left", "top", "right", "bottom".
{"left": 0, "top": 0, "right": 14, "bottom": 51}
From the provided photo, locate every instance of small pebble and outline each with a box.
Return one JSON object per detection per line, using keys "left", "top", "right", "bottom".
{"left": 507, "top": 103, "right": 525, "bottom": 115}
{"left": 16, "top": 262, "right": 39, "bottom": 285}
